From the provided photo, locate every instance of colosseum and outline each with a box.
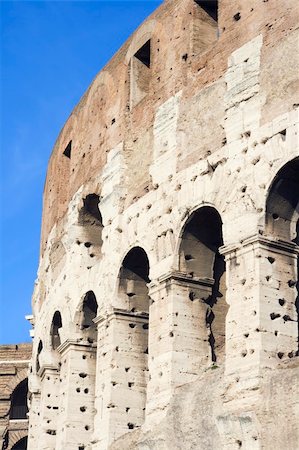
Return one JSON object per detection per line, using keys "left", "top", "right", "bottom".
{"left": 27, "top": 0, "right": 299, "bottom": 449}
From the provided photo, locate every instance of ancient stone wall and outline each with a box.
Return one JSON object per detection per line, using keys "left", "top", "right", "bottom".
{"left": 28, "top": 0, "right": 299, "bottom": 449}
{"left": 0, "top": 344, "right": 31, "bottom": 450}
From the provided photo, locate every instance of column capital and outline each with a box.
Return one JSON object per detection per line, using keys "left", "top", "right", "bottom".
{"left": 38, "top": 363, "right": 59, "bottom": 379}
{"left": 57, "top": 339, "right": 96, "bottom": 355}
{"left": 220, "top": 234, "right": 299, "bottom": 258}
{"left": 94, "top": 308, "right": 149, "bottom": 327}
{"left": 148, "top": 270, "right": 214, "bottom": 294}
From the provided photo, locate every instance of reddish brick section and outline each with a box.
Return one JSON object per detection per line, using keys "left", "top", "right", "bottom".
{"left": 0, "top": 344, "right": 32, "bottom": 450}
{"left": 39, "top": 0, "right": 297, "bottom": 255}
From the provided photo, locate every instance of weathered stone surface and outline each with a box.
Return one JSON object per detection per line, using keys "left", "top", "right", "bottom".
{"left": 28, "top": 0, "right": 299, "bottom": 449}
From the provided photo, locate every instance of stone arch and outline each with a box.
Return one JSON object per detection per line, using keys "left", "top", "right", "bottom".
{"left": 5, "top": 368, "right": 29, "bottom": 399}
{"left": 83, "top": 70, "right": 118, "bottom": 126}
{"left": 118, "top": 246, "right": 151, "bottom": 313}
{"left": 74, "top": 290, "right": 98, "bottom": 344}
{"left": 125, "top": 20, "right": 157, "bottom": 65}
{"left": 265, "top": 156, "right": 299, "bottom": 241}
{"left": 265, "top": 157, "right": 299, "bottom": 356}
{"left": 50, "top": 311, "right": 63, "bottom": 350}
{"left": 9, "top": 378, "right": 28, "bottom": 420}
{"left": 8, "top": 434, "right": 28, "bottom": 450}
{"left": 178, "top": 205, "right": 227, "bottom": 362}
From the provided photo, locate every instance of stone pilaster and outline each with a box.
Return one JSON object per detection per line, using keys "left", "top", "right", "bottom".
{"left": 37, "top": 366, "right": 60, "bottom": 450}
{"left": 221, "top": 235, "right": 298, "bottom": 386}
{"left": 55, "top": 341, "right": 97, "bottom": 450}
{"left": 146, "top": 272, "right": 213, "bottom": 420}
{"left": 92, "top": 309, "right": 148, "bottom": 450}
{"left": 27, "top": 388, "right": 41, "bottom": 450}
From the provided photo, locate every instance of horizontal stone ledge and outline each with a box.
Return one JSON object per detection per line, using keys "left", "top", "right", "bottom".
{"left": 149, "top": 271, "right": 215, "bottom": 292}
{"left": 220, "top": 234, "right": 299, "bottom": 257}
{"left": 95, "top": 308, "right": 149, "bottom": 326}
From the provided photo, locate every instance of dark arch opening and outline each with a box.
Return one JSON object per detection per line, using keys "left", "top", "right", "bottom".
{"left": 179, "top": 206, "right": 227, "bottom": 362}
{"left": 10, "top": 379, "right": 28, "bottom": 420}
{"left": 117, "top": 247, "right": 150, "bottom": 428}
{"left": 11, "top": 436, "right": 28, "bottom": 450}
{"left": 266, "top": 157, "right": 299, "bottom": 240}
{"left": 51, "top": 311, "right": 63, "bottom": 350}
{"left": 122, "top": 247, "right": 150, "bottom": 283}
{"left": 36, "top": 340, "right": 43, "bottom": 373}
{"left": 266, "top": 158, "right": 299, "bottom": 355}
{"left": 80, "top": 291, "right": 98, "bottom": 343}
{"left": 119, "top": 247, "right": 150, "bottom": 312}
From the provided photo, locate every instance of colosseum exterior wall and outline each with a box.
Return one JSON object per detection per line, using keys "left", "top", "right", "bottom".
{"left": 28, "top": 1, "right": 299, "bottom": 449}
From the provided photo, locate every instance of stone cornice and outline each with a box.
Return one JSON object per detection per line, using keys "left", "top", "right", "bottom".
{"left": 57, "top": 339, "right": 96, "bottom": 354}
{"left": 220, "top": 234, "right": 299, "bottom": 257}
{"left": 148, "top": 271, "right": 214, "bottom": 294}
{"left": 38, "top": 363, "right": 59, "bottom": 379}
{"left": 94, "top": 308, "right": 149, "bottom": 327}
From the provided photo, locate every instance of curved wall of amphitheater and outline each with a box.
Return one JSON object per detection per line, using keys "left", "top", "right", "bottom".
{"left": 28, "top": 1, "right": 299, "bottom": 449}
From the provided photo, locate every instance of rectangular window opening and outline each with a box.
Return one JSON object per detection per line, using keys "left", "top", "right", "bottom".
{"left": 63, "top": 140, "right": 72, "bottom": 159}
{"left": 130, "top": 40, "right": 151, "bottom": 109}
{"left": 195, "top": 0, "right": 218, "bottom": 22}
{"left": 134, "top": 40, "right": 151, "bottom": 68}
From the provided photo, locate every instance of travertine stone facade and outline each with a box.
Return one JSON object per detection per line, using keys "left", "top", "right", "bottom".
{"left": 0, "top": 344, "right": 31, "bottom": 450}
{"left": 28, "top": 0, "right": 299, "bottom": 449}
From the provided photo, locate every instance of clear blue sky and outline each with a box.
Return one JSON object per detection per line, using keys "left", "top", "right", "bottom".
{"left": 0, "top": 0, "right": 162, "bottom": 344}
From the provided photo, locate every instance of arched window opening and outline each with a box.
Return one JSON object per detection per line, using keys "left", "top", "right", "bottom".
{"left": 266, "top": 157, "right": 299, "bottom": 357}
{"left": 114, "top": 247, "right": 150, "bottom": 429}
{"left": 36, "top": 340, "right": 43, "bottom": 373}
{"left": 119, "top": 247, "right": 150, "bottom": 313}
{"left": 81, "top": 291, "right": 98, "bottom": 343}
{"left": 78, "top": 194, "right": 103, "bottom": 253}
{"left": 179, "top": 207, "right": 227, "bottom": 362}
{"left": 51, "top": 311, "right": 63, "bottom": 350}
{"left": 11, "top": 436, "right": 28, "bottom": 450}
{"left": 266, "top": 157, "right": 299, "bottom": 241}
{"left": 10, "top": 379, "right": 28, "bottom": 420}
